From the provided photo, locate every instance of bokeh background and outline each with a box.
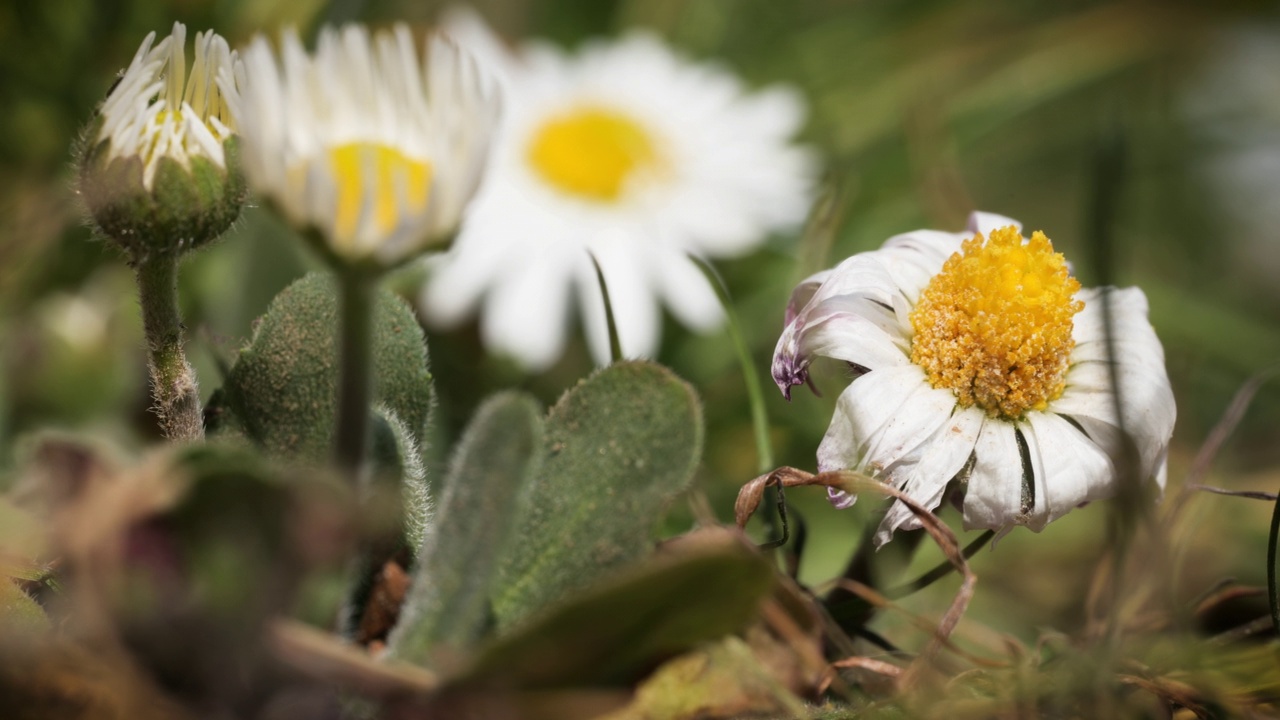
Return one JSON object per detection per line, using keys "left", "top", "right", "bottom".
{"left": 3, "top": 0, "right": 1280, "bottom": 649}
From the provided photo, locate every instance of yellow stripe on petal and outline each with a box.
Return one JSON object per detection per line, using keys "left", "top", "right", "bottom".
{"left": 328, "top": 142, "right": 433, "bottom": 245}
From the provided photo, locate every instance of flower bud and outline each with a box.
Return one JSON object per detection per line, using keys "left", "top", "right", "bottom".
{"left": 78, "top": 23, "right": 245, "bottom": 262}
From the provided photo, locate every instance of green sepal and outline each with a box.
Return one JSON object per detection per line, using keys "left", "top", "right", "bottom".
{"left": 78, "top": 135, "right": 246, "bottom": 261}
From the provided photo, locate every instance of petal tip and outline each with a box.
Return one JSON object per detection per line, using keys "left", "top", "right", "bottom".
{"left": 771, "top": 352, "right": 807, "bottom": 401}
{"left": 827, "top": 486, "right": 859, "bottom": 509}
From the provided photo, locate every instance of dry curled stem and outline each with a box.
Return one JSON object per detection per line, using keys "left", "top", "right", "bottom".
{"left": 734, "top": 467, "right": 976, "bottom": 689}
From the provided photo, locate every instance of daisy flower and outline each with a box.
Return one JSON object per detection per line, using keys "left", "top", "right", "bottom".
{"left": 773, "top": 212, "right": 1176, "bottom": 545}
{"left": 229, "top": 23, "right": 499, "bottom": 269}
{"left": 423, "top": 11, "right": 815, "bottom": 370}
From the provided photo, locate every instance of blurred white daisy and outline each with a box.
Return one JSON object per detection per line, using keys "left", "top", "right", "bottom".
{"left": 96, "top": 22, "right": 239, "bottom": 188}
{"left": 773, "top": 212, "right": 1176, "bottom": 545}
{"left": 229, "top": 23, "right": 499, "bottom": 268}
{"left": 423, "top": 11, "right": 815, "bottom": 370}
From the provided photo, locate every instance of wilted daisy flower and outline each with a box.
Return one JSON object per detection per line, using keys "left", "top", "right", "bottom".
{"left": 79, "top": 22, "right": 244, "bottom": 259}
{"left": 773, "top": 212, "right": 1175, "bottom": 545}
{"left": 230, "top": 24, "right": 499, "bottom": 268}
{"left": 423, "top": 11, "right": 815, "bottom": 369}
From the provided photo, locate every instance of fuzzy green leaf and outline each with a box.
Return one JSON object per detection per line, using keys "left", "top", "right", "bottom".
{"left": 370, "top": 406, "right": 430, "bottom": 552}
{"left": 390, "top": 392, "right": 545, "bottom": 666}
{"left": 208, "top": 272, "right": 432, "bottom": 463}
{"left": 490, "top": 360, "right": 704, "bottom": 629}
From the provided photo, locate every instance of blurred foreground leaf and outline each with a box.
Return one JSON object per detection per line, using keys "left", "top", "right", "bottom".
{"left": 491, "top": 361, "right": 704, "bottom": 629}
{"left": 4, "top": 437, "right": 354, "bottom": 715}
{"left": 0, "top": 635, "right": 193, "bottom": 720}
{"left": 0, "top": 578, "right": 47, "bottom": 634}
{"left": 458, "top": 530, "right": 774, "bottom": 690}
{"left": 600, "top": 633, "right": 807, "bottom": 720}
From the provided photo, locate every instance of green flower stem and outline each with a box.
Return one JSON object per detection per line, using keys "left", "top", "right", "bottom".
{"left": 689, "top": 256, "right": 773, "bottom": 473}
{"left": 135, "top": 253, "right": 203, "bottom": 441}
{"left": 334, "top": 268, "right": 377, "bottom": 482}
{"left": 689, "top": 255, "right": 784, "bottom": 544}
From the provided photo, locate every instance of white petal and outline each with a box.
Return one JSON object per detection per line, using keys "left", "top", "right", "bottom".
{"left": 652, "top": 250, "right": 724, "bottom": 332}
{"left": 875, "top": 405, "right": 984, "bottom": 546}
{"left": 424, "top": 229, "right": 518, "bottom": 327}
{"left": 1021, "top": 411, "right": 1115, "bottom": 530}
{"left": 771, "top": 254, "right": 915, "bottom": 397}
{"left": 861, "top": 378, "right": 960, "bottom": 475}
{"left": 440, "top": 5, "right": 516, "bottom": 88}
{"left": 783, "top": 269, "right": 833, "bottom": 326}
{"left": 1055, "top": 286, "right": 1175, "bottom": 485}
{"left": 962, "top": 420, "right": 1024, "bottom": 532}
{"left": 966, "top": 211, "right": 1022, "bottom": 237}
{"left": 816, "top": 365, "right": 950, "bottom": 475}
{"left": 878, "top": 229, "right": 964, "bottom": 299}
{"left": 578, "top": 244, "right": 661, "bottom": 365}
{"left": 481, "top": 253, "right": 573, "bottom": 371}
{"left": 772, "top": 299, "right": 910, "bottom": 393}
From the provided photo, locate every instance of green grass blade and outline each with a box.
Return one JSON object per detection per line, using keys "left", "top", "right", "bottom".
{"left": 588, "top": 252, "right": 623, "bottom": 365}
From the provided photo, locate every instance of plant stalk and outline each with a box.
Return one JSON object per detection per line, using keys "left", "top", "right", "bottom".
{"left": 135, "top": 254, "right": 203, "bottom": 441}
{"left": 689, "top": 254, "right": 784, "bottom": 542}
{"left": 335, "top": 269, "right": 377, "bottom": 483}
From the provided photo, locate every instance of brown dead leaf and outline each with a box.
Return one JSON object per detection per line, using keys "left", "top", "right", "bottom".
{"left": 358, "top": 559, "right": 411, "bottom": 646}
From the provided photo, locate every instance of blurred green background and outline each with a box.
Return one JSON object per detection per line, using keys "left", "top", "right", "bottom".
{"left": 3, "top": 0, "right": 1280, "bottom": 645}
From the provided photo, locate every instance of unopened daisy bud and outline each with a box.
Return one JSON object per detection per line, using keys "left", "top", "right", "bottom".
{"left": 78, "top": 22, "right": 245, "bottom": 262}
{"left": 232, "top": 24, "right": 500, "bottom": 271}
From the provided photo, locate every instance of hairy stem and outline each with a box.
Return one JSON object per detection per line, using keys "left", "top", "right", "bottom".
{"left": 135, "top": 254, "right": 202, "bottom": 441}
{"left": 334, "top": 270, "right": 376, "bottom": 483}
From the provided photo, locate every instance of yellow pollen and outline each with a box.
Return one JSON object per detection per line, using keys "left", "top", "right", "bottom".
{"left": 909, "top": 226, "right": 1082, "bottom": 419}
{"left": 526, "top": 106, "right": 660, "bottom": 202}
{"left": 328, "top": 142, "right": 433, "bottom": 243}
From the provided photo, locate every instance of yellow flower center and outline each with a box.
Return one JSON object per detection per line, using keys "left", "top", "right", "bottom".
{"left": 328, "top": 142, "right": 433, "bottom": 243}
{"left": 526, "top": 106, "right": 661, "bottom": 202}
{"left": 909, "top": 226, "right": 1082, "bottom": 419}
